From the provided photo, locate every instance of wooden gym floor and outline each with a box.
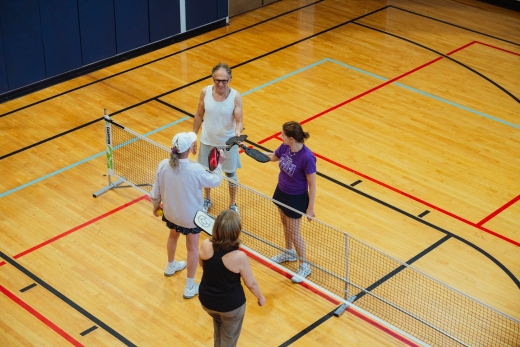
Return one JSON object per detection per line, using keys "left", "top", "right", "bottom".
{"left": 1, "top": 0, "right": 519, "bottom": 346}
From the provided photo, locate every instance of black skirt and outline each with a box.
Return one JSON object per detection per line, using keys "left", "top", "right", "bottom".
{"left": 272, "top": 185, "right": 309, "bottom": 219}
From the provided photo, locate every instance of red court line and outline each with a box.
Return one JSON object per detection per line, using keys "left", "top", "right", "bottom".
{"left": 256, "top": 40, "right": 519, "bottom": 247}
{"left": 258, "top": 43, "right": 476, "bottom": 144}
{"left": 13, "top": 195, "right": 148, "bottom": 259}
{"left": 475, "top": 41, "right": 520, "bottom": 56}
{"left": 314, "top": 152, "right": 520, "bottom": 247}
{"left": 0, "top": 284, "right": 84, "bottom": 346}
{"left": 478, "top": 194, "right": 520, "bottom": 226}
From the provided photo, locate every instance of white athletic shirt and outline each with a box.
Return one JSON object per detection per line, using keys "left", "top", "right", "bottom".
{"left": 200, "top": 85, "right": 238, "bottom": 146}
{"left": 150, "top": 158, "right": 222, "bottom": 228}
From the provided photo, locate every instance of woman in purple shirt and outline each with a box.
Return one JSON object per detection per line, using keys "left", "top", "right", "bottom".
{"left": 267, "top": 121, "right": 317, "bottom": 283}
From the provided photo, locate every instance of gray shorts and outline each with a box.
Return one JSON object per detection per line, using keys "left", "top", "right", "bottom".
{"left": 197, "top": 142, "right": 242, "bottom": 173}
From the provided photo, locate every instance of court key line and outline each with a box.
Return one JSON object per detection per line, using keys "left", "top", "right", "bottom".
{"left": 257, "top": 61, "right": 519, "bottom": 246}
{"left": 0, "top": 251, "right": 137, "bottom": 347}
{"left": 0, "top": 196, "right": 147, "bottom": 345}
{"left": 0, "top": 284, "right": 84, "bottom": 346}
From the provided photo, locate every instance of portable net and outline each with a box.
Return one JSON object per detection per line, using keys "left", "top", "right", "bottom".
{"left": 96, "top": 117, "right": 520, "bottom": 347}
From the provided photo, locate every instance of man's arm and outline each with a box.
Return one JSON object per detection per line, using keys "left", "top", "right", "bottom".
{"left": 193, "top": 87, "right": 207, "bottom": 134}
{"left": 233, "top": 93, "right": 244, "bottom": 137}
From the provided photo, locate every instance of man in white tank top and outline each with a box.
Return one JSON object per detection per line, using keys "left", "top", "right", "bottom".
{"left": 193, "top": 62, "right": 244, "bottom": 214}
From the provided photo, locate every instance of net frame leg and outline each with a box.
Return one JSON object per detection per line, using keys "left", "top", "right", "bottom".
{"left": 93, "top": 175, "right": 127, "bottom": 198}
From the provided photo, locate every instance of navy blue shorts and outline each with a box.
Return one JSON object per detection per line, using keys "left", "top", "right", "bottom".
{"left": 272, "top": 185, "right": 309, "bottom": 219}
{"left": 162, "top": 216, "right": 202, "bottom": 235}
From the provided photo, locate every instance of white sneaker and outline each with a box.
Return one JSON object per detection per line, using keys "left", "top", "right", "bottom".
{"left": 291, "top": 263, "right": 311, "bottom": 283}
{"left": 271, "top": 249, "right": 298, "bottom": 264}
{"left": 183, "top": 283, "right": 199, "bottom": 299}
{"left": 203, "top": 199, "right": 212, "bottom": 213}
{"left": 164, "top": 261, "right": 186, "bottom": 276}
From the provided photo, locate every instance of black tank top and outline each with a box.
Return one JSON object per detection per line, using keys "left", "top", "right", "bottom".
{"left": 199, "top": 247, "right": 246, "bottom": 312}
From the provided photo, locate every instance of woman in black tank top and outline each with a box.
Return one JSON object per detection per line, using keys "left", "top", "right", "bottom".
{"left": 198, "top": 210, "right": 266, "bottom": 347}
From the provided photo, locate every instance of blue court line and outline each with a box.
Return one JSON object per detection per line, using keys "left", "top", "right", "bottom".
{"left": 243, "top": 57, "right": 519, "bottom": 130}
{"left": 241, "top": 59, "right": 330, "bottom": 96}
{"left": 326, "top": 58, "right": 520, "bottom": 130}
{"left": 2, "top": 59, "right": 517, "bottom": 199}
{"left": 0, "top": 116, "right": 190, "bottom": 199}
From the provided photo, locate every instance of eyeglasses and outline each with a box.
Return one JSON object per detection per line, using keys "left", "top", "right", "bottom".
{"left": 213, "top": 79, "right": 229, "bottom": 85}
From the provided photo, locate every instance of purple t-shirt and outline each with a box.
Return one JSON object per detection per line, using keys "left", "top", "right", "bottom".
{"left": 274, "top": 144, "right": 316, "bottom": 195}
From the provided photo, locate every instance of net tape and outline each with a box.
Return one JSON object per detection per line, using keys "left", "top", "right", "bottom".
{"left": 103, "top": 118, "right": 520, "bottom": 347}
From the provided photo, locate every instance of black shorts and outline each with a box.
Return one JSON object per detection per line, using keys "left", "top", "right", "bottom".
{"left": 162, "top": 216, "right": 202, "bottom": 235}
{"left": 272, "top": 185, "right": 309, "bottom": 219}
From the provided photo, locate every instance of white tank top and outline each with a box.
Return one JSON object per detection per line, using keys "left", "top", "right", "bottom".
{"left": 200, "top": 85, "right": 238, "bottom": 146}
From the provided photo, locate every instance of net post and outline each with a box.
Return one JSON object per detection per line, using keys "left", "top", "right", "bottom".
{"left": 334, "top": 232, "right": 351, "bottom": 317}
{"left": 93, "top": 109, "right": 125, "bottom": 197}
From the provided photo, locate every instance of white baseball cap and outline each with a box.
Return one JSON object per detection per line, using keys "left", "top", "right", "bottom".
{"left": 172, "top": 132, "right": 197, "bottom": 153}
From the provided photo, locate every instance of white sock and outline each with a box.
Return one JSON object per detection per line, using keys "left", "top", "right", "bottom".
{"left": 186, "top": 277, "right": 194, "bottom": 289}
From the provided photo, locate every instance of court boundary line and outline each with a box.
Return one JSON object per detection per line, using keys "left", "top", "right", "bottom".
{"left": 353, "top": 22, "right": 520, "bottom": 104}
{"left": 0, "top": 251, "right": 137, "bottom": 347}
{"left": 0, "top": 284, "right": 84, "bottom": 346}
{"left": 389, "top": 5, "right": 520, "bottom": 47}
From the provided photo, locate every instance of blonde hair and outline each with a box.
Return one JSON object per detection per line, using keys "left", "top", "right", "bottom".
{"left": 169, "top": 151, "right": 180, "bottom": 169}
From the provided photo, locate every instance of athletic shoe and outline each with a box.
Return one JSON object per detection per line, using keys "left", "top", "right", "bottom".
{"left": 270, "top": 249, "right": 298, "bottom": 264}
{"left": 164, "top": 260, "right": 186, "bottom": 277}
{"left": 229, "top": 204, "right": 239, "bottom": 214}
{"left": 291, "top": 263, "right": 311, "bottom": 283}
{"left": 183, "top": 283, "right": 199, "bottom": 299}
{"left": 203, "top": 199, "right": 212, "bottom": 213}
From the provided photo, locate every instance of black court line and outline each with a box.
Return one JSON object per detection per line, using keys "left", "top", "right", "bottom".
{"left": 0, "top": 5, "right": 390, "bottom": 160}
{"left": 0, "top": 251, "right": 137, "bottom": 347}
{"left": 354, "top": 235, "right": 452, "bottom": 301}
{"left": 232, "top": 141, "right": 520, "bottom": 289}
{"left": 20, "top": 283, "right": 37, "bottom": 292}
{"left": 353, "top": 21, "right": 520, "bottom": 104}
{"left": 316, "top": 171, "right": 520, "bottom": 290}
{"left": 279, "top": 307, "right": 338, "bottom": 346}
{"left": 80, "top": 326, "right": 98, "bottom": 336}
{"left": 350, "top": 179, "right": 362, "bottom": 187}
{"left": 278, "top": 236, "right": 452, "bottom": 345}
{"left": 389, "top": 5, "right": 520, "bottom": 47}
{"left": 418, "top": 210, "right": 430, "bottom": 218}
{"left": 0, "top": 1, "right": 323, "bottom": 117}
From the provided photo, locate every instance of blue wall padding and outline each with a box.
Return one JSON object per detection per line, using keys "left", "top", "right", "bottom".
{"left": 217, "top": 0, "right": 228, "bottom": 21}
{"left": 149, "top": 0, "right": 181, "bottom": 42}
{"left": 39, "top": 0, "right": 83, "bottom": 77}
{"left": 114, "top": 0, "right": 150, "bottom": 53}
{"left": 0, "top": 0, "right": 46, "bottom": 90}
{"left": 186, "top": 0, "right": 219, "bottom": 31}
{"left": 78, "top": 0, "right": 117, "bottom": 65}
{"left": 0, "top": 24, "right": 8, "bottom": 93}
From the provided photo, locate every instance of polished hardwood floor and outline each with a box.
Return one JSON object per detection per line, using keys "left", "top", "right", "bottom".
{"left": 1, "top": 0, "right": 519, "bottom": 346}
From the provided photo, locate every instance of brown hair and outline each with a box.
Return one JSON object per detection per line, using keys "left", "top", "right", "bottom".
{"left": 211, "top": 210, "right": 241, "bottom": 252}
{"left": 212, "top": 62, "right": 232, "bottom": 79}
{"left": 283, "top": 121, "right": 310, "bottom": 143}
